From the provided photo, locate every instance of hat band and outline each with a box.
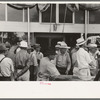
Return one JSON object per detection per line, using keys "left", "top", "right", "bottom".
{"left": 77, "top": 40, "right": 85, "bottom": 45}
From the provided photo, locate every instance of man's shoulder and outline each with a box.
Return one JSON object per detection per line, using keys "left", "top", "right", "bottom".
{"left": 3, "top": 57, "right": 13, "bottom": 63}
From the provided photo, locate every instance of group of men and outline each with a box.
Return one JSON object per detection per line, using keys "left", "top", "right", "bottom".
{"left": 0, "top": 36, "right": 100, "bottom": 81}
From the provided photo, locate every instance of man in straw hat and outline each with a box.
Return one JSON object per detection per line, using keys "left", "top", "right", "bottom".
{"left": 0, "top": 44, "right": 14, "bottom": 81}
{"left": 75, "top": 37, "right": 96, "bottom": 79}
{"left": 15, "top": 41, "right": 30, "bottom": 81}
{"left": 55, "top": 41, "right": 71, "bottom": 75}
{"left": 87, "top": 43, "right": 99, "bottom": 76}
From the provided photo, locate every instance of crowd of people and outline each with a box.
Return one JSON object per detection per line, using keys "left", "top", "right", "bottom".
{"left": 0, "top": 36, "right": 100, "bottom": 81}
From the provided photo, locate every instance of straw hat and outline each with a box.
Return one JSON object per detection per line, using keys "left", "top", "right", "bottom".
{"left": 19, "top": 41, "right": 28, "bottom": 48}
{"left": 76, "top": 37, "right": 86, "bottom": 46}
{"left": 59, "top": 41, "right": 70, "bottom": 49}
{"left": 55, "top": 41, "right": 62, "bottom": 48}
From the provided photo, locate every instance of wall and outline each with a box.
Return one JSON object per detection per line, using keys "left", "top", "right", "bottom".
{"left": 1, "top": 21, "right": 100, "bottom": 33}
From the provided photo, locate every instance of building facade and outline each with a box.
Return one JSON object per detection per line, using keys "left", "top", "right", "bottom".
{"left": 1, "top": 3, "right": 100, "bottom": 53}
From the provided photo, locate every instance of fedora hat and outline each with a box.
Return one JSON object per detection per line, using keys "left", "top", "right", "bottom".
{"left": 19, "top": 41, "right": 28, "bottom": 48}
{"left": 0, "top": 44, "right": 7, "bottom": 51}
{"left": 55, "top": 41, "right": 62, "bottom": 48}
{"left": 76, "top": 37, "right": 86, "bottom": 46}
{"left": 59, "top": 41, "right": 70, "bottom": 49}
{"left": 87, "top": 43, "right": 97, "bottom": 48}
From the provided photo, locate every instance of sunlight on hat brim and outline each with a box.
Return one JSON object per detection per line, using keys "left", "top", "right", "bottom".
{"left": 76, "top": 41, "right": 86, "bottom": 46}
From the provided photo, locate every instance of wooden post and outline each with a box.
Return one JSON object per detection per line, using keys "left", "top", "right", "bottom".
{"left": 85, "top": 10, "right": 88, "bottom": 39}
{"left": 27, "top": 7, "right": 30, "bottom": 46}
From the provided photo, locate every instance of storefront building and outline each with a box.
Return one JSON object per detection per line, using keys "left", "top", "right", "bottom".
{"left": 1, "top": 3, "right": 100, "bottom": 53}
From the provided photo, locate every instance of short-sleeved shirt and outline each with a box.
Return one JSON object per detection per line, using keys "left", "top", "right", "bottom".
{"left": 37, "top": 57, "right": 60, "bottom": 81}
{"left": 56, "top": 52, "right": 71, "bottom": 68}
{"left": 29, "top": 52, "right": 38, "bottom": 66}
{"left": 15, "top": 49, "right": 30, "bottom": 68}
{"left": 76, "top": 48, "right": 92, "bottom": 69}
{"left": 33, "top": 50, "right": 43, "bottom": 60}
{"left": 0, "top": 54, "right": 14, "bottom": 77}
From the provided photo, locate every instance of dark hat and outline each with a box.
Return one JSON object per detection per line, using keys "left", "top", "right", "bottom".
{"left": 45, "top": 48, "right": 55, "bottom": 56}
{"left": 5, "top": 42, "right": 11, "bottom": 49}
{"left": 0, "top": 44, "right": 7, "bottom": 51}
{"left": 34, "top": 44, "right": 41, "bottom": 49}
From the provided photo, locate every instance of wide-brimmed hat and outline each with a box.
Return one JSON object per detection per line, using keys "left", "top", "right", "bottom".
{"left": 45, "top": 48, "right": 55, "bottom": 56}
{"left": 76, "top": 37, "right": 86, "bottom": 46}
{"left": 59, "top": 41, "right": 70, "bottom": 49}
{"left": 0, "top": 44, "right": 7, "bottom": 51}
{"left": 87, "top": 43, "right": 97, "bottom": 48}
{"left": 19, "top": 41, "right": 28, "bottom": 48}
{"left": 55, "top": 41, "right": 62, "bottom": 48}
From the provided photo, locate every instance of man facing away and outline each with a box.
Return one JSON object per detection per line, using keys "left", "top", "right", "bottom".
{"left": 15, "top": 41, "right": 30, "bottom": 81}
{"left": 76, "top": 37, "right": 96, "bottom": 78}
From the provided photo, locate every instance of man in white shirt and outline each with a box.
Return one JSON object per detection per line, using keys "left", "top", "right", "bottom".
{"left": 37, "top": 48, "right": 60, "bottom": 81}
{"left": 76, "top": 37, "right": 96, "bottom": 77}
{"left": 87, "top": 43, "right": 98, "bottom": 76}
{"left": 0, "top": 44, "right": 14, "bottom": 81}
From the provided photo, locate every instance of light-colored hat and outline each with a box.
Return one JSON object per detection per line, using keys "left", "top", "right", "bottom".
{"left": 59, "top": 41, "right": 70, "bottom": 49}
{"left": 19, "top": 41, "right": 28, "bottom": 48}
{"left": 55, "top": 41, "right": 62, "bottom": 48}
{"left": 76, "top": 37, "right": 86, "bottom": 46}
{"left": 87, "top": 43, "right": 97, "bottom": 48}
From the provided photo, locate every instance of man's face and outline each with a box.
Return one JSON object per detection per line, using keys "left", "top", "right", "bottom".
{"left": 91, "top": 48, "right": 97, "bottom": 53}
{"left": 49, "top": 55, "right": 55, "bottom": 60}
{"left": 36, "top": 47, "right": 41, "bottom": 52}
{"left": 60, "top": 48, "right": 67, "bottom": 54}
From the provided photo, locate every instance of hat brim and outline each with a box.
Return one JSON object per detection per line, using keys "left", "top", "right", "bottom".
{"left": 19, "top": 45, "right": 28, "bottom": 48}
{"left": 59, "top": 47, "right": 70, "bottom": 49}
{"left": 76, "top": 40, "right": 86, "bottom": 46}
{"left": 86, "top": 46, "right": 97, "bottom": 48}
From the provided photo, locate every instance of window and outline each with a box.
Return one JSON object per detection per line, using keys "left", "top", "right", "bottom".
{"left": 59, "top": 4, "right": 73, "bottom": 23}
{"left": 0, "top": 4, "right": 5, "bottom": 21}
{"left": 24, "top": 9, "right": 28, "bottom": 22}
{"left": 89, "top": 10, "right": 100, "bottom": 24}
{"left": 7, "top": 5, "right": 23, "bottom": 21}
{"left": 41, "top": 4, "right": 56, "bottom": 23}
{"left": 30, "top": 6, "right": 39, "bottom": 22}
{"left": 75, "top": 9, "right": 85, "bottom": 24}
